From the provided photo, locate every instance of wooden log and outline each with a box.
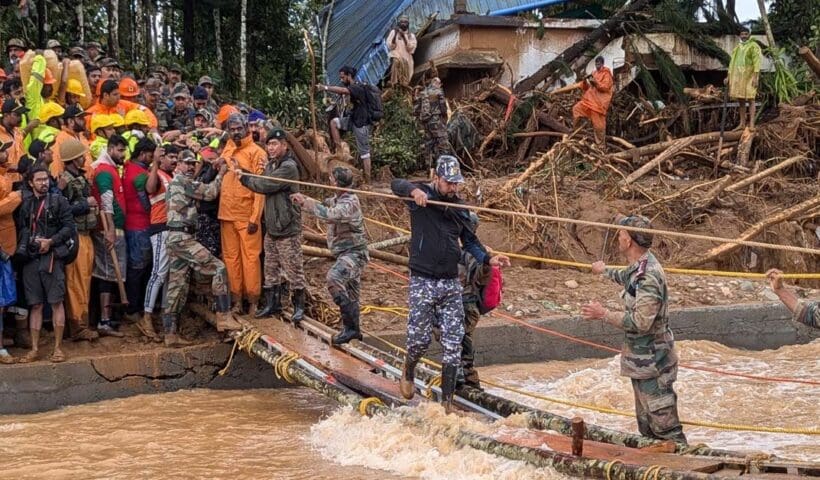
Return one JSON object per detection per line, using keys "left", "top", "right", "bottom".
{"left": 685, "top": 194, "right": 820, "bottom": 267}
{"left": 571, "top": 417, "right": 585, "bottom": 456}
{"left": 735, "top": 128, "right": 756, "bottom": 167}
{"left": 620, "top": 137, "right": 697, "bottom": 185}
{"left": 513, "top": 0, "right": 651, "bottom": 93}
{"left": 302, "top": 240, "right": 409, "bottom": 267}
{"left": 725, "top": 155, "right": 805, "bottom": 193}
{"left": 488, "top": 87, "right": 569, "bottom": 133}
{"left": 488, "top": 141, "right": 565, "bottom": 206}
{"left": 368, "top": 234, "right": 410, "bottom": 250}
{"left": 286, "top": 131, "right": 322, "bottom": 179}
{"left": 612, "top": 130, "right": 744, "bottom": 162}
{"left": 798, "top": 47, "right": 820, "bottom": 78}
{"left": 512, "top": 131, "right": 566, "bottom": 139}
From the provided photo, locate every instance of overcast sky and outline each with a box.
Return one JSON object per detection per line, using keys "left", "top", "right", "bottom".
{"left": 735, "top": 0, "right": 766, "bottom": 22}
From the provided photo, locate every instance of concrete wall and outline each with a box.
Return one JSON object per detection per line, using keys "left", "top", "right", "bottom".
{"left": 368, "top": 303, "right": 820, "bottom": 366}
{"left": 0, "top": 343, "right": 285, "bottom": 415}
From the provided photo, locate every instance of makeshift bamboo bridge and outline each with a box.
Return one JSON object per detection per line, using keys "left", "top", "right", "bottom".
{"left": 192, "top": 305, "right": 820, "bottom": 480}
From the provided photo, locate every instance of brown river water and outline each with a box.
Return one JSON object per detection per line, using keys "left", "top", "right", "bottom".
{"left": 0, "top": 339, "right": 816, "bottom": 479}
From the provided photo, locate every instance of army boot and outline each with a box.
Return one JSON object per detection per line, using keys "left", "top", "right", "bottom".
{"left": 290, "top": 289, "right": 305, "bottom": 326}
{"left": 399, "top": 355, "right": 418, "bottom": 400}
{"left": 256, "top": 285, "right": 282, "bottom": 319}
{"left": 332, "top": 299, "right": 362, "bottom": 345}
{"left": 440, "top": 364, "right": 458, "bottom": 414}
{"left": 215, "top": 294, "right": 243, "bottom": 332}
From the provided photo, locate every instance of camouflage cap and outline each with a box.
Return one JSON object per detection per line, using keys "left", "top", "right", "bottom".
{"left": 85, "top": 41, "right": 102, "bottom": 50}
{"left": 618, "top": 214, "right": 653, "bottom": 249}
{"left": 46, "top": 39, "right": 62, "bottom": 49}
{"left": 332, "top": 166, "right": 354, "bottom": 188}
{"left": 172, "top": 82, "right": 190, "bottom": 98}
{"left": 145, "top": 78, "right": 163, "bottom": 95}
{"left": 69, "top": 46, "right": 87, "bottom": 58}
{"left": 435, "top": 155, "right": 464, "bottom": 183}
{"left": 180, "top": 149, "right": 197, "bottom": 163}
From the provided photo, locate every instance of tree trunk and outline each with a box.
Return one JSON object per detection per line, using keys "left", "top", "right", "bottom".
{"left": 240, "top": 0, "right": 248, "bottom": 97}
{"left": 108, "top": 0, "right": 120, "bottom": 60}
{"left": 798, "top": 46, "right": 820, "bottom": 78}
{"left": 513, "top": 0, "right": 651, "bottom": 93}
{"left": 620, "top": 137, "right": 698, "bottom": 185}
{"left": 214, "top": 9, "right": 223, "bottom": 74}
{"left": 182, "top": 0, "right": 195, "bottom": 64}
{"left": 612, "top": 130, "right": 744, "bottom": 162}
{"left": 76, "top": 0, "right": 85, "bottom": 45}
{"left": 36, "top": 0, "right": 46, "bottom": 47}
{"left": 756, "top": 0, "right": 776, "bottom": 50}
{"left": 162, "top": 1, "right": 169, "bottom": 53}
{"left": 143, "top": 0, "right": 153, "bottom": 69}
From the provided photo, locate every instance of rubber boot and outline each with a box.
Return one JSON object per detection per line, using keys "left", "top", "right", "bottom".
{"left": 255, "top": 286, "right": 281, "bottom": 318}
{"left": 440, "top": 364, "right": 458, "bottom": 414}
{"left": 162, "top": 314, "right": 193, "bottom": 347}
{"left": 290, "top": 288, "right": 305, "bottom": 326}
{"left": 137, "top": 313, "right": 161, "bottom": 342}
{"left": 247, "top": 295, "right": 259, "bottom": 318}
{"left": 399, "top": 355, "right": 418, "bottom": 400}
{"left": 230, "top": 294, "right": 243, "bottom": 314}
{"left": 332, "top": 299, "right": 362, "bottom": 345}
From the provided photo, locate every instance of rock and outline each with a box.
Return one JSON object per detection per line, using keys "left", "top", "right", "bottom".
{"left": 564, "top": 280, "right": 579, "bottom": 289}
{"left": 687, "top": 282, "right": 698, "bottom": 289}
{"left": 514, "top": 310, "right": 524, "bottom": 317}
{"left": 762, "top": 289, "right": 780, "bottom": 302}
{"left": 505, "top": 304, "right": 514, "bottom": 312}
{"left": 720, "top": 286, "right": 733, "bottom": 298}
{"left": 739, "top": 281, "right": 755, "bottom": 292}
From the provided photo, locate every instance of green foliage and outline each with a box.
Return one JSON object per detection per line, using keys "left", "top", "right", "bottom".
{"left": 650, "top": 45, "right": 687, "bottom": 102}
{"left": 759, "top": 48, "right": 814, "bottom": 105}
{"left": 769, "top": 0, "right": 820, "bottom": 49}
{"left": 249, "top": 84, "right": 313, "bottom": 129}
{"left": 372, "top": 94, "right": 424, "bottom": 177}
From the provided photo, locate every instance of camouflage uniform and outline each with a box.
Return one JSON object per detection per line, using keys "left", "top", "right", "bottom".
{"left": 163, "top": 171, "right": 227, "bottom": 334}
{"left": 166, "top": 106, "right": 196, "bottom": 133}
{"left": 458, "top": 250, "right": 492, "bottom": 387}
{"left": 415, "top": 84, "right": 452, "bottom": 167}
{"left": 793, "top": 300, "right": 819, "bottom": 329}
{"left": 153, "top": 100, "right": 171, "bottom": 132}
{"left": 408, "top": 275, "right": 464, "bottom": 366}
{"left": 603, "top": 251, "right": 686, "bottom": 444}
{"left": 305, "top": 192, "right": 369, "bottom": 306}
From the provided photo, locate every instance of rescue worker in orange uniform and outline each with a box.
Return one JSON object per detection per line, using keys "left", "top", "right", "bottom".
{"left": 51, "top": 104, "right": 92, "bottom": 179}
{"left": 0, "top": 139, "right": 21, "bottom": 363}
{"left": 571, "top": 56, "right": 613, "bottom": 147}
{"left": 218, "top": 113, "right": 265, "bottom": 315}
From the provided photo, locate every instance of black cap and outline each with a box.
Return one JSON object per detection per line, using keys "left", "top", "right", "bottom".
{"left": 29, "top": 139, "right": 53, "bottom": 158}
{"left": 63, "top": 104, "right": 88, "bottom": 119}
{"left": 266, "top": 127, "right": 287, "bottom": 142}
{"left": 1, "top": 98, "right": 28, "bottom": 115}
{"left": 132, "top": 137, "right": 157, "bottom": 158}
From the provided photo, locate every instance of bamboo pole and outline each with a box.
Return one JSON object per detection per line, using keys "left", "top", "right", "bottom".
{"left": 612, "top": 131, "right": 744, "bottom": 162}
{"left": 725, "top": 156, "right": 805, "bottom": 193}
{"left": 798, "top": 47, "right": 820, "bottom": 78}
{"left": 368, "top": 235, "right": 410, "bottom": 250}
{"left": 511, "top": 131, "right": 566, "bottom": 139}
{"left": 302, "top": 241, "right": 409, "bottom": 267}
{"left": 620, "top": 137, "right": 697, "bottom": 185}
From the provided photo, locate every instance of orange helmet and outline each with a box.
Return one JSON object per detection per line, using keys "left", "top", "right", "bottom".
{"left": 119, "top": 77, "right": 139, "bottom": 98}
{"left": 216, "top": 104, "right": 239, "bottom": 127}
{"left": 43, "top": 68, "right": 56, "bottom": 85}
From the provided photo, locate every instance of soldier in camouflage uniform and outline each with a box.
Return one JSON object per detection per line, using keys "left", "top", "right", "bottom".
{"left": 458, "top": 212, "right": 493, "bottom": 389}
{"left": 766, "top": 268, "right": 819, "bottom": 329}
{"left": 163, "top": 153, "right": 241, "bottom": 346}
{"left": 391, "top": 156, "right": 509, "bottom": 413}
{"left": 581, "top": 215, "right": 686, "bottom": 444}
{"left": 415, "top": 77, "right": 452, "bottom": 170}
{"left": 291, "top": 167, "right": 368, "bottom": 345}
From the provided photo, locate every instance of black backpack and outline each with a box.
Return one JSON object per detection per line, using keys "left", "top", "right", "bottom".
{"left": 363, "top": 83, "right": 384, "bottom": 122}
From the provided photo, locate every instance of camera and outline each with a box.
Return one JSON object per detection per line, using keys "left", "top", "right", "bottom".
{"left": 27, "top": 238, "right": 42, "bottom": 257}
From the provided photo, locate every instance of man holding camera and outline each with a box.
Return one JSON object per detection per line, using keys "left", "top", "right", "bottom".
{"left": 17, "top": 167, "right": 76, "bottom": 363}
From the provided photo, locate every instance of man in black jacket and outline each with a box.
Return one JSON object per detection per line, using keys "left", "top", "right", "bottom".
{"left": 18, "top": 167, "right": 76, "bottom": 363}
{"left": 391, "top": 155, "right": 509, "bottom": 412}
{"left": 237, "top": 127, "right": 306, "bottom": 323}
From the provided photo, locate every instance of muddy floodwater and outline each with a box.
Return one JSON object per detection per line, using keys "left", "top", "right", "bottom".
{"left": 0, "top": 340, "right": 816, "bottom": 479}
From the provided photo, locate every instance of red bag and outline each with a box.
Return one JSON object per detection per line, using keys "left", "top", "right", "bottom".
{"left": 479, "top": 265, "right": 503, "bottom": 314}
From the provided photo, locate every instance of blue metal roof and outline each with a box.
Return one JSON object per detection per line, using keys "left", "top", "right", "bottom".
{"left": 323, "top": 0, "right": 538, "bottom": 86}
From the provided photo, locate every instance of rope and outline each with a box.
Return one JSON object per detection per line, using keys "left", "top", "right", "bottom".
{"left": 273, "top": 352, "right": 301, "bottom": 384}
{"left": 605, "top": 459, "right": 624, "bottom": 480}
{"left": 218, "top": 327, "right": 263, "bottom": 376}
{"left": 362, "top": 212, "right": 820, "bottom": 280}
{"left": 360, "top": 305, "right": 410, "bottom": 316}
{"left": 360, "top": 328, "right": 820, "bottom": 435}
{"left": 641, "top": 465, "right": 664, "bottom": 480}
{"left": 357, "top": 396, "right": 386, "bottom": 416}
{"left": 360, "top": 258, "right": 820, "bottom": 386}
{"left": 238, "top": 172, "right": 820, "bottom": 256}
{"left": 424, "top": 375, "right": 442, "bottom": 399}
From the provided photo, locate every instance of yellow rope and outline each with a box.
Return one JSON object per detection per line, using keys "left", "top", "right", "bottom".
{"left": 237, "top": 171, "right": 820, "bottom": 257}
{"left": 360, "top": 328, "right": 820, "bottom": 436}
{"left": 605, "top": 459, "right": 624, "bottom": 480}
{"left": 363, "top": 214, "right": 820, "bottom": 279}
{"left": 360, "top": 305, "right": 410, "bottom": 317}
{"left": 357, "top": 396, "right": 386, "bottom": 416}
{"left": 218, "top": 327, "right": 263, "bottom": 376}
{"left": 424, "top": 375, "right": 442, "bottom": 399}
{"left": 273, "top": 352, "right": 301, "bottom": 384}
{"left": 641, "top": 464, "right": 664, "bottom": 480}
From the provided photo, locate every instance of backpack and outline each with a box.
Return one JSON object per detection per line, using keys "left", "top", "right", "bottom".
{"left": 478, "top": 265, "right": 503, "bottom": 314}
{"left": 363, "top": 83, "right": 384, "bottom": 122}
{"left": 17, "top": 194, "right": 80, "bottom": 264}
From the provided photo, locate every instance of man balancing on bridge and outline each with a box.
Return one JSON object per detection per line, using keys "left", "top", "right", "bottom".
{"left": 581, "top": 215, "right": 687, "bottom": 444}
{"left": 766, "top": 269, "right": 818, "bottom": 329}
{"left": 391, "top": 155, "right": 510, "bottom": 413}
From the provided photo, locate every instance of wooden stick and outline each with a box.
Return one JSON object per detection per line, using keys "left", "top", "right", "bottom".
{"left": 685, "top": 194, "right": 820, "bottom": 267}
{"left": 303, "top": 29, "right": 319, "bottom": 169}
{"left": 511, "top": 131, "right": 565, "bottom": 139}
{"left": 734, "top": 128, "right": 756, "bottom": 168}
{"left": 798, "top": 46, "right": 820, "bottom": 78}
{"left": 571, "top": 417, "right": 585, "bottom": 456}
{"left": 302, "top": 234, "right": 409, "bottom": 266}
{"left": 620, "top": 136, "right": 697, "bottom": 185}
{"left": 725, "top": 155, "right": 805, "bottom": 193}
{"left": 612, "top": 130, "right": 743, "bottom": 161}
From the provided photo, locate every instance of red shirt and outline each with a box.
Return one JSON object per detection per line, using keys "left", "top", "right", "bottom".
{"left": 149, "top": 169, "right": 172, "bottom": 226}
{"left": 122, "top": 161, "right": 151, "bottom": 231}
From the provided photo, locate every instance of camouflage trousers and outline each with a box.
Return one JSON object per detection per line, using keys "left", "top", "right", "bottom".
{"left": 631, "top": 364, "right": 687, "bottom": 444}
{"left": 165, "top": 231, "right": 228, "bottom": 315}
{"left": 461, "top": 301, "right": 481, "bottom": 386}
{"left": 264, "top": 233, "right": 306, "bottom": 290}
{"left": 407, "top": 275, "right": 464, "bottom": 368}
{"left": 326, "top": 249, "right": 368, "bottom": 304}
{"left": 424, "top": 122, "right": 452, "bottom": 167}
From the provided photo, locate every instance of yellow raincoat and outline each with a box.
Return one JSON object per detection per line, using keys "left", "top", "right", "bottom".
{"left": 728, "top": 40, "right": 762, "bottom": 100}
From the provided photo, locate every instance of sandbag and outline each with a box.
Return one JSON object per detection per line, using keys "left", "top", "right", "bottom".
{"left": 19, "top": 49, "right": 63, "bottom": 97}
{"left": 68, "top": 60, "right": 93, "bottom": 108}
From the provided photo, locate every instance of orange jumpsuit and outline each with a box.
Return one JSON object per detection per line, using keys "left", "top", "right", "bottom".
{"left": 572, "top": 66, "right": 614, "bottom": 132}
{"left": 0, "top": 125, "right": 25, "bottom": 184}
{"left": 51, "top": 127, "right": 93, "bottom": 179}
{"left": 218, "top": 134, "right": 265, "bottom": 299}
{"left": 0, "top": 173, "right": 21, "bottom": 255}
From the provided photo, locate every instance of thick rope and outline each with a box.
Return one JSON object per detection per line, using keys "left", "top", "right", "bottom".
{"left": 424, "top": 375, "right": 442, "bottom": 399}
{"left": 218, "top": 327, "right": 263, "bottom": 376}
{"left": 605, "top": 459, "right": 624, "bottom": 480}
{"left": 237, "top": 172, "right": 820, "bottom": 256}
{"left": 273, "top": 352, "right": 301, "bottom": 384}
{"left": 357, "top": 396, "right": 386, "bottom": 416}
{"left": 641, "top": 464, "right": 664, "bottom": 480}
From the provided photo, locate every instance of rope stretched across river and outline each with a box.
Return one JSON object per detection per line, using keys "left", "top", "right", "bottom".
{"left": 235, "top": 171, "right": 820, "bottom": 257}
